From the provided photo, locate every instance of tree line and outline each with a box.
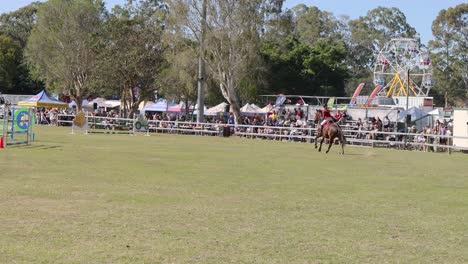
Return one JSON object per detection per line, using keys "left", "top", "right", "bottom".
{"left": 0, "top": 0, "right": 466, "bottom": 119}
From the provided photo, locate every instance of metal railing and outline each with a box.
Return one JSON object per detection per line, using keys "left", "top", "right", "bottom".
{"left": 57, "top": 113, "right": 468, "bottom": 153}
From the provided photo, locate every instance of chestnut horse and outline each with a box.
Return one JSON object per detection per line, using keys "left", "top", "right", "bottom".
{"left": 314, "top": 110, "right": 346, "bottom": 155}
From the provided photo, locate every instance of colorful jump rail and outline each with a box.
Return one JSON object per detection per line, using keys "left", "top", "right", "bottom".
{"left": 70, "top": 112, "right": 141, "bottom": 136}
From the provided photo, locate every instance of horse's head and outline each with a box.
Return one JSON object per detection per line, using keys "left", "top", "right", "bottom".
{"left": 314, "top": 110, "right": 323, "bottom": 124}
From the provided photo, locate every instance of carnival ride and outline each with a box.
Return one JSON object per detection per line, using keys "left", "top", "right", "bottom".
{"left": 373, "top": 38, "right": 434, "bottom": 97}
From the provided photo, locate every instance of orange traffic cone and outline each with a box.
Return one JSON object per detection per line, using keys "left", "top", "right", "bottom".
{"left": 0, "top": 137, "right": 4, "bottom": 149}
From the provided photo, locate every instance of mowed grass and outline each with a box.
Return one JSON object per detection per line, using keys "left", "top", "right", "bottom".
{"left": 0, "top": 126, "right": 467, "bottom": 263}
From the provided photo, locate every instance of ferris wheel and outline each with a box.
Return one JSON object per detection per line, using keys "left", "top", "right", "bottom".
{"left": 373, "top": 38, "right": 434, "bottom": 97}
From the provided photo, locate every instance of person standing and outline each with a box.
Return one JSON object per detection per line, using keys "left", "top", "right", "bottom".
{"left": 433, "top": 120, "right": 440, "bottom": 152}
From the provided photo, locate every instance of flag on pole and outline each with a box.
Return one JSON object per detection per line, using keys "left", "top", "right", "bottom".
{"left": 275, "top": 95, "right": 286, "bottom": 107}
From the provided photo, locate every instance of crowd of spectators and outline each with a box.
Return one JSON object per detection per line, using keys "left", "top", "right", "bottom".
{"left": 349, "top": 115, "right": 453, "bottom": 152}
{"left": 47, "top": 106, "right": 455, "bottom": 152}
{"left": 35, "top": 108, "right": 72, "bottom": 126}
{"left": 353, "top": 116, "right": 393, "bottom": 140}
{"left": 138, "top": 107, "right": 313, "bottom": 141}
{"left": 416, "top": 119, "right": 452, "bottom": 152}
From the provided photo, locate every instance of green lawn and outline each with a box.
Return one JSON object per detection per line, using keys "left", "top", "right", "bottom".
{"left": 1, "top": 126, "right": 467, "bottom": 263}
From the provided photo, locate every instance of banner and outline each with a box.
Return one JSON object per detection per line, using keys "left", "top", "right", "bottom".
{"left": 350, "top": 83, "right": 365, "bottom": 105}
{"left": 366, "top": 85, "right": 383, "bottom": 106}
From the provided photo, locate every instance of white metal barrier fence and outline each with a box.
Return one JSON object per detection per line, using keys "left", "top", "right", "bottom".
{"left": 83, "top": 115, "right": 136, "bottom": 135}
{"left": 57, "top": 114, "right": 468, "bottom": 153}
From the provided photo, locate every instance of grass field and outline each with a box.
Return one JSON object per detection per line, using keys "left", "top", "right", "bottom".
{"left": 1, "top": 126, "right": 467, "bottom": 263}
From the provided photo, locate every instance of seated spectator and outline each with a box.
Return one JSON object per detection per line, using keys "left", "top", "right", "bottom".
{"left": 383, "top": 116, "right": 390, "bottom": 129}
{"left": 375, "top": 117, "right": 383, "bottom": 130}
{"left": 415, "top": 131, "right": 426, "bottom": 151}
{"left": 101, "top": 119, "right": 112, "bottom": 130}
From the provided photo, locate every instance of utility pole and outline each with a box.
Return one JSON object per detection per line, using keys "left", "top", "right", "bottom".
{"left": 406, "top": 69, "right": 410, "bottom": 111}
{"left": 404, "top": 69, "right": 411, "bottom": 148}
{"left": 196, "top": 0, "right": 207, "bottom": 123}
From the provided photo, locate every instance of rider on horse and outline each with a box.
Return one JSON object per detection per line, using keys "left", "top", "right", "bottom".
{"left": 334, "top": 110, "right": 343, "bottom": 120}
{"left": 315, "top": 105, "right": 347, "bottom": 155}
{"left": 318, "top": 105, "right": 333, "bottom": 137}
{"left": 318, "top": 105, "right": 348, "bottom": 137}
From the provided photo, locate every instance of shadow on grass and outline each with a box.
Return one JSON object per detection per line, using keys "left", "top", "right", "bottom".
{"left": 343, "top": 153, "right": 376, "bottom": 156}
{"left": 15, "top": 144, "right": 63, "bottom": 150}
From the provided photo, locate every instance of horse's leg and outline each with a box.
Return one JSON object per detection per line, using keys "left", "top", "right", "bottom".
{"left": 326, "top": 136, "right": 334, "bottom": 154}
{"left": 318, "top": 134, "right": 325, "bottom": 152}
{"left": 339, "top": 129, "right": 346, "bottom": 155}
{"left": 314, "top": 126, "right": 321, "bottom": 149}
{"left": 318, "top": 127, "right": 325, "bottom": 151}
{"left": 318, "top": 137, "right": 325, "bottom": 152}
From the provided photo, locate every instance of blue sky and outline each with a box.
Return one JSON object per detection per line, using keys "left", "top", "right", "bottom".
{"left": 0, "top": 0, "right": 465, "bottom": 44}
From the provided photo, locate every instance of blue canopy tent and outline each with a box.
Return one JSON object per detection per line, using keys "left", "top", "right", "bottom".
{"left": 140, "top": 99, "right": 168, "bottom": 114}
{"left": 17, "top": 90, "right": 68, "bottom": 108}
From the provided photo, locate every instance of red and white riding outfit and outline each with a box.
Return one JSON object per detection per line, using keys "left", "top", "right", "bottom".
{"left": 334, "top": 112, "right": 342, "bottom": 120}
{"left": 320, "top": 107, "right": 333, "bottom": 126}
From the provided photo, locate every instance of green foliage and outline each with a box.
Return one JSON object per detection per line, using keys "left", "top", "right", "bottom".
{"left": 160, "top": 43, "right": 198, "bottom": 108}
{"left": 305, "top": 39, "right": 348, "bottom": 96}
{"left": 349, "top": 6, "right": 418, "bottom": 51}
{"left": 429, "top": 3, "right": 468, "bottom": 107}
{"left": 262, "top": 36, "right": 348, "bottom": 96}
{"left": 95, "top": 0, "right": 167, "bottom": 117}
{"left": 2, "top": 0, "right": 466, "bottom": 106}
{"left": 261, "top": 4, "right": 349, "bottom": 97}
{"left": 0, "top": 35, "right": 21, "bottom": 93}
{"left": 0, "top": 2, "right": 44, "bottom": 94}
{"left": 292, "top": 5, "right": 344, "bottom": 46}
{"left": 263, "top": 1, "right": 292, "bottom": 42}
{"left": 262, "top": 37, "right": 312, "bottom": 95}
{"left": 25, "top": 0, "right": 104, "bottom": 110}
{"left": 0, "top": 2, "right": 42, "bottom": 49}
{"left": 347, "top": 7, "right": 418, "bottom": 95}
{"left": 168, "top": 0, "right": 273, "bottom": 122}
